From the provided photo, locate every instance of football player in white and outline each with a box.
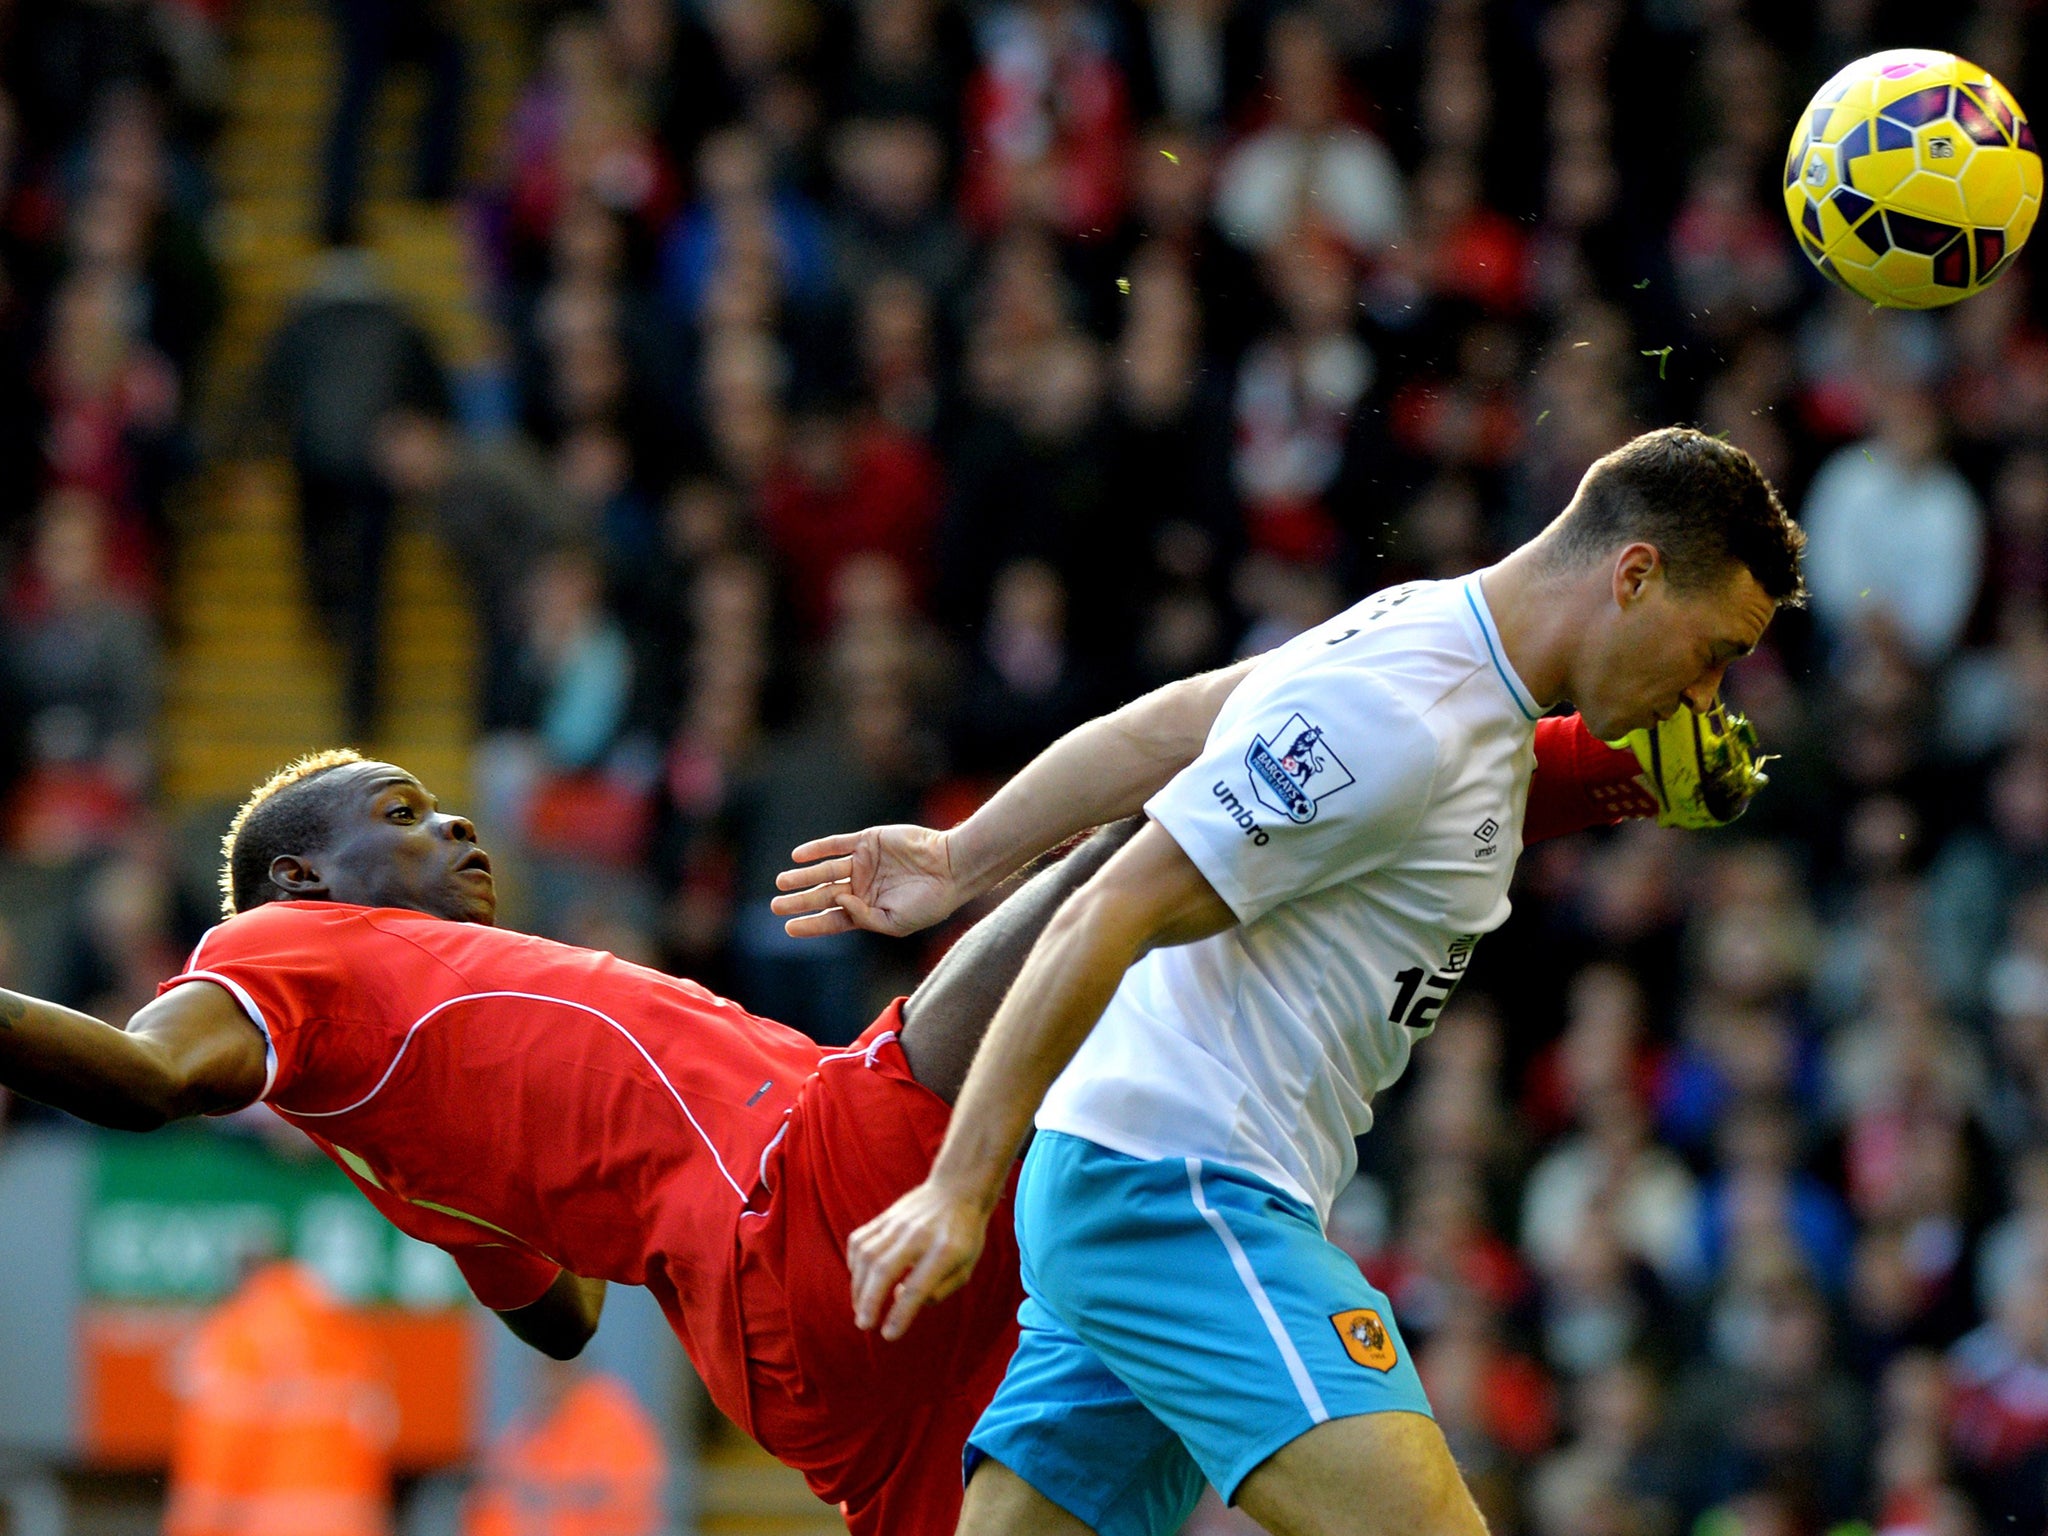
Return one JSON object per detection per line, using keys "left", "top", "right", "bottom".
{"left": 777, "top": 427, "right": 1803, "bottom": 1536}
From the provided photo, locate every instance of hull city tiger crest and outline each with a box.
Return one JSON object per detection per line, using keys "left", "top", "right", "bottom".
{"left": 1246, "top": 713, "right": 1356, "bottom": 825}
{"left": 1330, "top": 1308, "right": 1398, "bottom": 1372}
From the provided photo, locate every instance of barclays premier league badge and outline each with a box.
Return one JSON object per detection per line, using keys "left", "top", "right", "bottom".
{"left": 1245, "top": 714, "right": 1355, "bottom": 825}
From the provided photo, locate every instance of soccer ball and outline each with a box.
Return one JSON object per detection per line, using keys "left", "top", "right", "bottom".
{"left": 1783, "top": 49, "right": 2043, "bottom": 308}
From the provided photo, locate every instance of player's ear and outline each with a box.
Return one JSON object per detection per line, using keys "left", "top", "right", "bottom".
{"left": 1612, "top": 542, "right": 1661, "bottom": 607}
{"left": 268, "top": 853, "right": 326, "bottom": 898}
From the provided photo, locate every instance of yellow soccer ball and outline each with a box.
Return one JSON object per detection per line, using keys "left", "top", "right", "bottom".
{"left": 1784, "top": 48, "right": 2043, "bottom": 308}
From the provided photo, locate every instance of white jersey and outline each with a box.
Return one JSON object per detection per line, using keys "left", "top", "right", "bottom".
{"left": 1036, "top": 575, "right": 1541, "bottom": 1222}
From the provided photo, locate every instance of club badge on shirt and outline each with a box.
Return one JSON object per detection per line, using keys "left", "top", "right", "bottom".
{"left": 1246, "top": 713, "right": 1356, "bottom": 825}
{"left": 1330, "top": 1307, "right": 1398, "bottom": 1371}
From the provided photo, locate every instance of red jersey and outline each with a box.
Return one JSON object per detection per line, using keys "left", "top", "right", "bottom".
{"left": 160, "top": 902, "right": 835, "bottom": 1426}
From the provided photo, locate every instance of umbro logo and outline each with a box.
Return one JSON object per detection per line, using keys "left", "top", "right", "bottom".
{"left": 1473, "top": 818, "right": 1500, "bottom": 859}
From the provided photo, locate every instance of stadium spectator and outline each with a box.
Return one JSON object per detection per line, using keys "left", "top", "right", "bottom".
{"left": 1802, "top": 385, "right": 1986, "bottom": 665}
{"left": 0, "top": 491, "right": 157, "bottom": 865}
{"left": 242, "top": 249, "right": 449, "bottom": 738}
{"left": 757, "top": 388, "right": 943, "bottom": 637}
{"left": 829, "top": 114, "right": 971, "bottom": 300}
{"left": 165, "top": 1262, "right": 396, "bottom": 1536}
{"left": 958, "top": 0, "right": 1131, "bottom": 241}
{"left": 1527, "top": 1359, "right": 1676, "bottom": 1536}
{"left": 322, "top": 0, "right": 464, "bottom": 247}
{"left": 1948, "top": 1240, "right": 2048, "bottom": 1529}
{"left": 724, "top": 640, "right": 923, "bottom": 1043}
{"left": 463, "top": 1365, "right": 666, "bottom": 1536}
{"left": 1213, "top": 10, "right": 1403, "bottom": 260}
{"left": 1522, "top": 1086, "right": 1704, "bottom": 1294}
{"left": 1666, "top": 1251, "right": 1869, "bottom": 1525}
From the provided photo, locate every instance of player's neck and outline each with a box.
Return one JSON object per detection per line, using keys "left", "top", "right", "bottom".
{"left": 1476, "top": 546, "right": 1587, "bottom": 712}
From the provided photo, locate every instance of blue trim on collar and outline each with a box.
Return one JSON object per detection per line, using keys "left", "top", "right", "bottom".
{"left": 1464, "top": 583, "right": 1539, "bottom": 722}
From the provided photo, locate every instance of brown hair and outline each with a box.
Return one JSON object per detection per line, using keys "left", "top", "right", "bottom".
{"left": 1549, "top": 428, "right": 1806, "bottom": 602}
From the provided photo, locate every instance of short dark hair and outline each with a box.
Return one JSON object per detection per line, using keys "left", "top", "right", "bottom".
{"left": 219, "top": 750, "right": 365, "bottom": 917}
{"left": 1549, "top": 428, "right": 1806, "bottom": 602}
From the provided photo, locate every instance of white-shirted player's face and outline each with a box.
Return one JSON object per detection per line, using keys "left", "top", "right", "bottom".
{"left": 1582, "top": 557, "right": 1777, "bottom": 738}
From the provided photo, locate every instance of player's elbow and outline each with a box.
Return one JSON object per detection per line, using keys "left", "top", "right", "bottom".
{"left": 1044, "top": 873, "right": 1159, "bottom": 967}
{"left": 1127, "top": 672, "right": 1227, "bottom": 762}
{"left": 94, "top": 1059, "right": 193, "bottom": 1132}
{"left": 531, "top": 1328, "right": 592, "bottom": 1362}
{"left": 506, "top": 1273, "right": 605, "bottom": 1359}
{"left": 94, "top": 1097, "right": 175, "bottom": 1133}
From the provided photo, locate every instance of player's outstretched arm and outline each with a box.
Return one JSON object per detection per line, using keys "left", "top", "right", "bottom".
{"left": 847, "top": 822, "right": 1235, "bottom": 1340}
{"left": 0, "top": 982, "right": 266, "bottom": 1130}
{"left": 771, "top": 656, "right": 1260, "bottom": 938}
{"left": 495, "top": 1269, "right": 607, "bottom": 1360}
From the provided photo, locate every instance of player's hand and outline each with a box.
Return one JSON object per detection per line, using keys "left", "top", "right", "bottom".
{"left": 771, "top": 824, "right": 964, "bottom": 938}
{"left": 847, "top": 1177, "right": 991, "bottom": 1340}
{"left": 1612, "top": 701, "right": 1772, "bottom": 829}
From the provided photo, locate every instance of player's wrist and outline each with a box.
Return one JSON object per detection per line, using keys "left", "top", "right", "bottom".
{"left": 926, "top": 1152, "right": 1005, "bottom": 1216}
{"left": 942, "top": 821, "right": 1002, "bottom": 905}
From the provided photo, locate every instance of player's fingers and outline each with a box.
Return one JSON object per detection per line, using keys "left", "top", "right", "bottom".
{"left": 880, "top": 1242, "right": 973, "bottom": 1341}
{"left": 848, "top": 1221, "right": 918, "bottom": 1331}
{"left": 769, "top": 878, "right": 848, "bottom": 915}
{"left": 788, "top": 834, "right": 861, "bottom": 865}
{"left": 782, "top": 907, "right": 857, "bottom": 939}
{"left": 775, "top": 856, "right": 853, "bottom": 892}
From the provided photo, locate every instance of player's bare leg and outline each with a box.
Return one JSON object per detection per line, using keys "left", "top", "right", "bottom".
{"left": 956, "top": 1457, "right": 1095, "bottom": 1536}
{"left": 897, "top": 818, "right": 1142, "bottom": 1104}
{"left": 1233, "top": 1411, "right": 1488, "bottom": 1536}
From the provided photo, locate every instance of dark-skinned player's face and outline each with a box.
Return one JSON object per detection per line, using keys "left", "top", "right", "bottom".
{"left": 282, "top": 761, "right": 496, "bottom": 923}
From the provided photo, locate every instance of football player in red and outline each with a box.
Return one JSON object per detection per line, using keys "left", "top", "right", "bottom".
{"left": 0, "top": 659, "right": 1726, "bottom": 1535}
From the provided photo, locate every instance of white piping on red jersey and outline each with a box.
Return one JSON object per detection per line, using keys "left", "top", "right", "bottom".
{"left": 815, "top": 1029, "right": 897, "bottom": 1068}
{"left": 736, "top": 1028, "right": 901, "bottom": 1220}
{"left": 273, "top": 989, "right": 752, "bottom": 1203}
{"left": 166, "top": 968, "right": 280, "bottom": 1100}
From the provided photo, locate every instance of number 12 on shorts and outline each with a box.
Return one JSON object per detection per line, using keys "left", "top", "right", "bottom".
{"left": 1387, "top": 966, "right": 1460, "bottom": 1030}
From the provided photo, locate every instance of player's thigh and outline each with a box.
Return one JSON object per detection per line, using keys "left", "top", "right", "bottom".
{"left": 1013, "top": 1134, "right": 1435, "bottom": 1516}
{"left": 958, "top": 1457, "right": 1099, "bottom": 1536}
{"left": 1234, "top": 1411, "right": 1487, "bottom": 1536}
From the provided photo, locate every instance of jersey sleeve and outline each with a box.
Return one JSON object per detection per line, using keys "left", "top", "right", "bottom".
{"left": 156, "top": 910, "right": 353, "bottom": 1105}
{"left": 1524, "top": 714, "right": 1660, "bottom": 844}
{"left": 1146, "top": 667, "right": 1441, "bottom": 926}
{"left": 450, "top": 1244, "right": 563, "bottom": 1312}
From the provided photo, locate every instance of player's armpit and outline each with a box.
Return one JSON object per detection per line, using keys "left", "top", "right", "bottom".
{"left": 494, "top": 1269, "right": 606, "bottom": 1360}
{"left": 1117, "top": 822, "right": 1241, "bottom": 953}
{"left": 126, "top": 984, "right": 270, "bottom": 1117}
{"left": 850, "top": 824, "right": 1235, "bottom": 1340}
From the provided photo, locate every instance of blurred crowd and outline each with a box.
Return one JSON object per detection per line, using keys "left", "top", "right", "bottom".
{"left": 9, "top": 0, "right": 2048, "bottom": 1532}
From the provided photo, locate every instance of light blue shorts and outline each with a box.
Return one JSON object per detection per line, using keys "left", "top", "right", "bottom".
{"left": 967, "top": 1131, "right": 1433, "bottom": 1536}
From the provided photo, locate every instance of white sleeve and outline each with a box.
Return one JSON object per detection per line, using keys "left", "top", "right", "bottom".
{"left": 1145, "top": 669, "right": 1441, "bottom": 926}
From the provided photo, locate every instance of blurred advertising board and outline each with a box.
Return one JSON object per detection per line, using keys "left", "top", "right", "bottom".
{"left": 0, "top": 1127, "right": 479, "bottom": 1468}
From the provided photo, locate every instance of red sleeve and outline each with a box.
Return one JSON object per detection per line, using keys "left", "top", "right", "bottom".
{"left": 1525, "top": 715, "right": 1661, "bottom": 845}
{"left": 156, "top": 907, "right": 361, "bottom": 1105}
{"left": 451, "top": 1245, "right": 562, "bottom": 1312}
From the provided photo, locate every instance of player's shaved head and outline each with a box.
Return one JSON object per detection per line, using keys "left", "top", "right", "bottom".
{"left": 220, "top": 749, "right": 367, "bottom": 916}
{"left": 1549, "top": 427, "right": 1807, "bottom": 602}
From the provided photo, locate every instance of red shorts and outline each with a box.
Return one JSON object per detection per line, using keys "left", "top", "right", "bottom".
{"left": 733, "top": 1003, "right": 1024, "bottom": 1536}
